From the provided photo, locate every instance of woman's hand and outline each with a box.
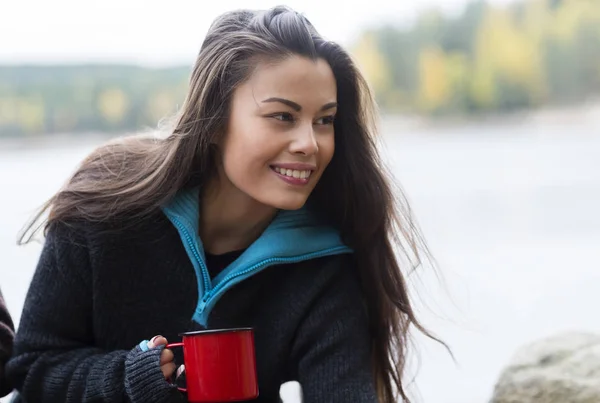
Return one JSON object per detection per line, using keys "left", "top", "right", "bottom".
{"left": 147, "top": 335, "right": 176, "bottom": 379}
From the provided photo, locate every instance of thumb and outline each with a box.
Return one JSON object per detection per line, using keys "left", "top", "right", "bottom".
{"left": 147, "top": 335, "right": 168, "bottom": 349}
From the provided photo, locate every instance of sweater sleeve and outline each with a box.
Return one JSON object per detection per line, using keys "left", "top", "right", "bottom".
{"left": 289, "top": 258, "right": 379, "bottom": 403}
{"left": 0, "top": 288, "right": 15, "bottom": 397}
{"left": 6, "top": 223, "right": 184, "bottom": 403}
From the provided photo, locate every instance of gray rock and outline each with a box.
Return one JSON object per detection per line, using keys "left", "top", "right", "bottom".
{"left": 491, "top": 332, "right": 600, "bottom": 403}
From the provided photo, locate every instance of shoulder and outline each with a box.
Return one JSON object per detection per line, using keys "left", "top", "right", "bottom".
{"left": 45, "top": 207, "right": 170, "bottom": 247}
{"left": 275, "top": 252, "right": 355, "bottom": 281}
{"left": 311, "top": 254, "right": 364, "bottom": 306}
{"left": 0, "top": 289, "right": 14, "bottom": 335}
{"left": 271, "top": 253, "right": 363, "bottom": 309}
{"left": 39, "top": 210, "right": 176, "bottom": 283}
{"left": 305, "top": 253, "right": 357, "bottom": 284}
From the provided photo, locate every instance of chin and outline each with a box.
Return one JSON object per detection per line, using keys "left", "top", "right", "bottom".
{"left": 265, "top": 196, "right": 309, "bottom": 211}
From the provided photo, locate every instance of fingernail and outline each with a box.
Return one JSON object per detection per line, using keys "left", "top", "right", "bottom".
{"left": 150, "top": 335, "right": 162, "bottom": 344}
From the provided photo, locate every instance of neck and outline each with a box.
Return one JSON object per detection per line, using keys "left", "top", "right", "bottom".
{"left": 200, "top": 178, "right": 277, "bottom": 255}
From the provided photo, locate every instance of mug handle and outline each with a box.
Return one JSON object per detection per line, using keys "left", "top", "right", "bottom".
{"left": 165, "top": 342, "right": 186, "bottom": 393}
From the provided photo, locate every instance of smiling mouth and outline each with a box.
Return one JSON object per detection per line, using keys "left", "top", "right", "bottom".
{"left": 271, "top": 166, "right": 313, "bottom": 180}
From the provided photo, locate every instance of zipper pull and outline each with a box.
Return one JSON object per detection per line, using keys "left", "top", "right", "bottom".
{"left": 198, "top": 291, "right": 211, "bottom": 312}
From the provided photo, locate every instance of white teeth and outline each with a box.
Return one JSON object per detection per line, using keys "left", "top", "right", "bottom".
{"left": 273, "top": 167, "right": 312, "bottom": 179}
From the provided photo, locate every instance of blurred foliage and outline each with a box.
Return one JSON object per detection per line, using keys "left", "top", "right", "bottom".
{"left": 351, "top": 0, "right": 600, "bottom": 115}
{"left": 1, "top": 0, "right": 600, "bottom": 136}
{"left": 0, "top": 65, "right": 189, "bottom": 136}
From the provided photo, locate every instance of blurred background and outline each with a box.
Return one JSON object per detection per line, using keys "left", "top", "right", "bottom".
{"left": 1, "top": 0, "right": 599, "bottom": 402}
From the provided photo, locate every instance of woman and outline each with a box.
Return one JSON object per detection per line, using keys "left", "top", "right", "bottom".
{"left": 8, "top": 6, "right": 441, "bottom": 403}
{"left": 0, "top": 288, "right": 14, "bottom": 397}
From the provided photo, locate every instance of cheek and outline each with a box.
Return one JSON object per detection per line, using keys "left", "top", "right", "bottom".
{"left": 318, "top": 135, "right": 335, "bottom": 168}
{"left": 222, "top": 143, "right": 259, "bottom": 179}
{"left": 220, "top": 130, "right": 271, "bottom": 184}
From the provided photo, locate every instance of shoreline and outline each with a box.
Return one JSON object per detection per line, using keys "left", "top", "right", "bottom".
{"left": 0, "top": 132, "right": 118, "bottom": 152}
{"left": 1, "top": 100, "right": 599, "bottom": 151}
{"left": 380, "top": 98, "right": 600, "bottom": 132}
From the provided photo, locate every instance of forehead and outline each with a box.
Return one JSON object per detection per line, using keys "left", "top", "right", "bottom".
{"left": 242, "top": 56, "right": 337, "bottom": 106}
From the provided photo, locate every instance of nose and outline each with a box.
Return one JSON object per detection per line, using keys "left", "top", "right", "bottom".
{"left": 288, "top": 123, "right": 318, "bottom": 156}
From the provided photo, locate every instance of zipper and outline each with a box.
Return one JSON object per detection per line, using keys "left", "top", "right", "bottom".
{"left": 166, "top": 207, "right": 350, "bottom": 320}
{"left": 169, "top": 214, "right": 212, "bottom": 297}
{"left": 204, "top": 245, "right": 350, "bottom": 308}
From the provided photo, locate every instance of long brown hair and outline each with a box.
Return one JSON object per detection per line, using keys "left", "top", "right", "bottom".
{"left": 20, "top": 6, "right": 446, "bottom": 401}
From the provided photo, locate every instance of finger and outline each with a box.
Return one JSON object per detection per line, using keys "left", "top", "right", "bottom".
{"left": 160, "top": 348, "right": 174, "bottom": 366}
{"left": 147, "top": 335, "right": 168, "bottom": 349}
{"left": 161, "top": 362, "right": 177, "bottom": 379}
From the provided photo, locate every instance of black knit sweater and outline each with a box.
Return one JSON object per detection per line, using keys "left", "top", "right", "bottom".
{"left": 6, "top": 207, "right": 378, "bottom": 402}
{"left": 0, "top": 288, "right": 14, "bottom": 397}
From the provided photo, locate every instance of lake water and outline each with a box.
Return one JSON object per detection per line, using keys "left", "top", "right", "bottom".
{"left": 1, "top": 114, "right": 599, "bottom": 402}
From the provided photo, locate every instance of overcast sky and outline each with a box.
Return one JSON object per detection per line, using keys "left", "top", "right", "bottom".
{"left": 2, "top": 0, "right": 513, "bottom": 66}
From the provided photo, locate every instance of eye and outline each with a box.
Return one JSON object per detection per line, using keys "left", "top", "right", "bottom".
{"left": 315, "top": 115, "right": 335, "bottom": 125}
{"left": 269, "top": 112, "right": 295, "bottom": 123}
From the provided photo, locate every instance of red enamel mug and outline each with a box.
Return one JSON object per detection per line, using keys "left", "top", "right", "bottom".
{"left": 166, "top": 327, "right": 259, "bottom": 402}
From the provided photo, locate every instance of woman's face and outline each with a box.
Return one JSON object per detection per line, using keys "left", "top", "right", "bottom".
{"left": 217, "top": 55, "right": 337, "bottom": 211}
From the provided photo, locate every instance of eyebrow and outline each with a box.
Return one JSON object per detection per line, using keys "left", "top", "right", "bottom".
{"left": 261, "top": 97, "right": 338, "bottom": 112}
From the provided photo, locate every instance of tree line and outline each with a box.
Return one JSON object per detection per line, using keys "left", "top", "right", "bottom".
{"left": 353, "top": 0, "right": 600, "bottom": 115}
{"left": 1, "top": 0, "right": 599, "bottom": 136}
